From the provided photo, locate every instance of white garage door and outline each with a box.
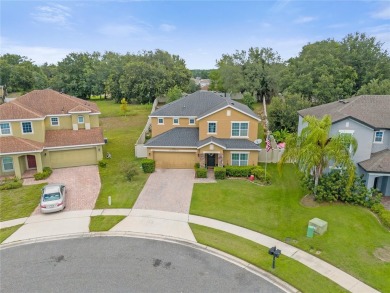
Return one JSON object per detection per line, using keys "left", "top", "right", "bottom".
{"left": 50, "top": 148, "right": 97, "bottom": 168}
{"left": 154, "top": 152, "right": 197, "bottom": 169}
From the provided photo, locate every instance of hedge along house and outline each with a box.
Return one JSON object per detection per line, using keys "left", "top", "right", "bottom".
{"left": 0, "top": 89, "right": 104, "bottom": 178}
{"left": 298, "top": 95, "right": 390, "bottom": 196}
{"left": 145, "top": 91, "right": 261, "bottom": 169}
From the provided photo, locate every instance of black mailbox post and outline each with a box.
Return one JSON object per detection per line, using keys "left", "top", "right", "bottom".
{"left": 268, "top": 246, "right": 281, "bottom": 269}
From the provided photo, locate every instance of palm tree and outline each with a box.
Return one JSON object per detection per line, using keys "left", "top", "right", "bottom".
{"left": 279, "top": 115, "right": 357, "bottom": 197}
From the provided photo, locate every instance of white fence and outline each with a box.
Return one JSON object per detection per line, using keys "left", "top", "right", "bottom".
{"left": 135, "top": 97, "right": 160, "bottom": 158}
{"left": 258, "top": 148, "right": 285, "bottom": 163}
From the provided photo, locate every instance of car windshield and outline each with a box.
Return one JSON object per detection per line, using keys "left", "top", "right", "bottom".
{"left": 43, "top": 192, "right": 61, "bottom": 202}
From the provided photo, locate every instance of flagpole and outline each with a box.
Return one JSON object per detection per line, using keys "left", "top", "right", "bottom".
{"left": 265, "top": 144, "right": 267, "bottom": 181}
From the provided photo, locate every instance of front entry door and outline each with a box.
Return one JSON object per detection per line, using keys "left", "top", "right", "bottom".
{"left": 27, "top": 155, "right": 37, "bottom": 169}
{"left": 206, "top": 154, "right": 216, "bottom": 167}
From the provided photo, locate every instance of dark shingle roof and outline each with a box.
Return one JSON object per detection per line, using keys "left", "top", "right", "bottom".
{"left": 358, "top": 149, "right": 390, "bottom": 173}
{"left": 298, "top": 95, "right": 390, "bottom": 129}
{"left": 151, "top": 91, "right": 260, "bottom": 121}
{"left": 145, "top": 128, "right": 260, "bottom": 150}
{"left": 145, "top": 128, "right": 199, "bottom": 147}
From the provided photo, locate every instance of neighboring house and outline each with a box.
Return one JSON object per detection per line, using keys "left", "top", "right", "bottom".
{"left": 145, "top": 91, "right": 261, "bottom": 169}
{"left": 298, "top": 95, "right": 390, "bottom": 196}
{"left": 0, "top": 89, "right": 104, "bottom": 178}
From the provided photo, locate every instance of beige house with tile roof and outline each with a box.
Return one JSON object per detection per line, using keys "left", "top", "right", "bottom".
{"left": 0, "top": 89, "right": 104, "bottom": 178}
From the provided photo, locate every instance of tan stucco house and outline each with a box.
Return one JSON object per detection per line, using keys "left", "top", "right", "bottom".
{"left": 0, "top": 89, "right": 104, "bottom": 178}
{"left": 145, "top": 91, "right": 261, "bottom": 168}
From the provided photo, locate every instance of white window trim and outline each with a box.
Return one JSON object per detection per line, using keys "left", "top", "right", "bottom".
{"left": 173, "top": 117, "right": 180, "bottom": 125}
{"left": 373, "top": 130, "right": 384, "bottom": 144}
{"left": 21, "top": 121, "right": 34, "bottom": 134}
{"left": 189, "top": 118, "right": 195, "bottom": 125}
{"left": 2, "top": 157, "right": 14, "bottom": 172}
{"left": 0, "top": 122, "right": 12, "bottom": 135}
{"left": 78, "top": 115, "right": 85, "bottom": 124}
{"left": 231, "top": 121, "right": 249, "bottom": 138}
{"left": 207, "top": 121, "right": 217, "bottom": 134}
{"left": 157, "top": 117, "right": 164, "bottom": 125}
{"left": 50, "top": 117, "right": 60, "bottom": 126}
{"left": 231, "top": 152, "right": 249, "bottom": 166}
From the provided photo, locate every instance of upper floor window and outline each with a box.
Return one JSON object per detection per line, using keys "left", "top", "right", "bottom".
{"left": 189, "top": 118, "right": 195, "bottom": 125}
{"left": 232, "top": 122, "right": 248, "bottom": 137}
{"left": 173, "top": 117, "right": 179, "bottom": 125}
{"left": 51, "top": 117, "right": 59, "bottom": 126}
{"left": 78, "top": 115, "right": 84, "bottom": 124}
{"left": 339, "top": 130, "right": 354, "bottom": 153}
{"left": 374, "top": 131, "right": 384, "bottom": 143}
{"left": 2, "top": 157, "right": 14, "bottom": 172}
{"left": 208, "top": 122, "right": 217, "bottom": 134}
{"left": 158, "top": 117, "right": 164, "bottom": 125}
{"left": 0, "top": 122, "right": 11, "bottom": 135}
{"left": 21, "top": 121, "right": 33, "bottom": 134}
{"left": 231, "top": 153, "right": 248, "bottom": 166}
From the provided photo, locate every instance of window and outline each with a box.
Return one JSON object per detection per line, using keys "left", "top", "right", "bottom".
{"left": 78, "top": 116, "right": 84, "bottom": 124}
{"left": 189, "top": 118, "right": 195, "bottom": 125}
{"left": 173, "top": 117, "right": 179, "bottom": 125}
{"left": 208, "top": 122, "right": 217, "bottom": 134}
{"left": 231, "top": 153, "right": 248, "bottom": 166}
{"left": 21, "top": 122, "right": 33, "bottom": 134}
{"left": 374, "top": 131, "right": 384, "bottom": 143}
{"left": 51, "top": 117, "right": 59, "bottom": 126}
{"left": 0, "top": 122, "right": 11, "bottom": 135}
{"left": 2, "top": 157, "right": 14, "bottom": 171}
{"left": 339, "top": 130, "right": 354, "bottom": 153}
{"left": 158, "top": 118, "right": 164, "bottom": 125}
{"left": 231, "top": 122, "right": 248, "bottom": 137}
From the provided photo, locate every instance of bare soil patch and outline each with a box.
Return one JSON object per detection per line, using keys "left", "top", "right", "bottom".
{"left": 374, "top": 246, "right": 390, "bottom": 262}
{"left": 300, "top": 194, "right": 320, "bottom": 207}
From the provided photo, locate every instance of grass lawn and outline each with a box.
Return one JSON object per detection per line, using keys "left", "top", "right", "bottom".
{"left": 0, "top": 184, "right": 45, "bottom": 221}
{"left": 0, "top": 225, "right": 22, "bottom": 243}
{"left": 191, "top": 224, "right": 347, "bottom": 293}
{"left": 190, "top": 164, "right": 390, "bottom": 292}
{"left": 89, "top": 215, "right": 125, "bottom": 231}
{"left": 94, "top": 100, "right": 152, "bottom": 209}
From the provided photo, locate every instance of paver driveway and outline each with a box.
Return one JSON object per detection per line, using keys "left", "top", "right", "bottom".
{"left": 133, "top": 169, "right": 195, "bottom": 214}
{"left": 24, "top": 166, "right": 101, "bottom": 215}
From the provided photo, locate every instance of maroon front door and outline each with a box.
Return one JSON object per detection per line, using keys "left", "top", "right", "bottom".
{"left": 27, "top": 155, "right": 37, "bottom": 169}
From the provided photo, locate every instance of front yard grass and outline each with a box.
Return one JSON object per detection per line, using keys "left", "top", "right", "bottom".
{"left": 190, "top": 164, "right": 390, "bottom": 292}
{"left": 0, "top": 184, "right": 45, "bottom": 221}
{"left": 0, "top": 225, "right": 22, "bottom": 243}
{"left": 190, "top": 224, "right": 347, "bottom": 293}
{"left": 94, "top": 101, "right": 152, "bottom": 209}
{"left": 89, "top": 215, "right": 125, "bottom": 231}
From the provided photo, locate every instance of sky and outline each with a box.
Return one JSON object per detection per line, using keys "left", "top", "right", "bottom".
{"left": 1, "top": 0, "right": 390, "bottom": 69}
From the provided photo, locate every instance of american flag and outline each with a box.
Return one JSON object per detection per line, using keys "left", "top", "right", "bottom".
{"left": 266, "top": 136, "right": 271, "bottom": 152}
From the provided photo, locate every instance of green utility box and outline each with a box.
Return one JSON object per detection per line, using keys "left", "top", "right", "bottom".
{"left": 306, "top": 225, "right": 315, "bottom": 238}
{"left": 309, "top": 218, "right": 328, "bottom": 235}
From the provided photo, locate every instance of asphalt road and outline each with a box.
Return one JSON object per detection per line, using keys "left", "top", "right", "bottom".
{"left": 0, "top": 237, "right": 285, "bottom": 293}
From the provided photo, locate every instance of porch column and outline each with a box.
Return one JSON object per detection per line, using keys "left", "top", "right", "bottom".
{"left": 34, "top": 153, "right": 43, "bottom": 173}
{"left": 199, "top": 154, "right": 205, "bottom": 168}
{"left": 218, "top": 154, "right": 223, "bottom": 167}
{"left": 366, "top": 174, "right": 377, "bottom": 189}
{"left": 12, "top": 155, "right": 22, "bottom": 178}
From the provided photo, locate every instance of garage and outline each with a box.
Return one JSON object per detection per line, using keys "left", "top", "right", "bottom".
{"left": 49, "top": 148, "right": 97, "bottom": 168}
{"left": 153, "top": 151, "right": 197, "bottom": 169}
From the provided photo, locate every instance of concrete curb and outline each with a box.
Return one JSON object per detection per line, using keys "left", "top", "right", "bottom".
{"left": 0, "top": 232, "right": 298, "bottom": 293}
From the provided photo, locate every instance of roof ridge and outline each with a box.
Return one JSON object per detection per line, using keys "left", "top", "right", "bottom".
{"left": 12, "top": 100, "right": 43, "bottom": 117}
{"left": 60, "top": 91, "right": 96, "bottom": 111}
{"left": 14, "top": 136, "right": 43, "bottom": 149}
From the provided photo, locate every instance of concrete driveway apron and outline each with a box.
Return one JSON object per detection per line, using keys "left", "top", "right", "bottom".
{"left": 133, "top": 169, "right": 195, "bottom": 214}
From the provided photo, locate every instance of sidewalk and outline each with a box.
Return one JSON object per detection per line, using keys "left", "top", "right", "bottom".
{"left": 0, "top": 209, "right": 380, "bottom": 293}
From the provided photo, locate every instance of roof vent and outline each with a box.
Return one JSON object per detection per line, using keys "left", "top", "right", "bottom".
{"left": 231, "top": 102, "right": 234, "bottom": 105}
{"left": 339, "top": 99, "right": 349, "bottom": 104}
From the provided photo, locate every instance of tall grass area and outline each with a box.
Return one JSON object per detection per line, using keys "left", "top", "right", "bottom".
{"left": 94, "top": 100, "right": 152, "bottom": 209}
{"left": 190, "top": 164, "right": 390, "bottom": 292}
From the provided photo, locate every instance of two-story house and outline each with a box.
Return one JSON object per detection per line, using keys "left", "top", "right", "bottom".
{"left": 298, "top": 95, "right": 390, "bottom": 196}
{"left": 0, "top": 89, "right": 104, "bottom": 178}
{"left": 144, "top": 91, "right": 261, "bottom": 169}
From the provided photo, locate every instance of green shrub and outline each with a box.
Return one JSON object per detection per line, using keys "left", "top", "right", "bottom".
{"left": 195, "top": 168, "right": 207, "bottom": 178}
{"left": 194, "top": 162, "right": 200, "bottom": 169}
{"left": 120, "top": 162, "right": 139, "bottom": 181}
{"left": 34, "top": 167, "right": 52, "bottom": 180}
{"left": 0, "top": 177, "right": 22, "bottom": 190}
{"left": 98, "top": 160, "right": 107, "bottom": 168}
{"left": 371, "top": 203, "right": 390, "bottom": 229}
{"left": 251, "top": 166, "right": 272, "bottom": 184}
{"left": 141, "top": 159, "right": 155, "bottom": 173}
{"left": 214, "top": 167, "right": 226, "bottom": 179}
{"left": 226, "top": 166, "right": 254, "bottom": 177}
{"left": 371, "top": 203, "right": 385, "bottom": 214}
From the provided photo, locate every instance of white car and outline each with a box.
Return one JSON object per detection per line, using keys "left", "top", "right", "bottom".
{"left": 40, "top": 184, "right": 66, "bottom": 214}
